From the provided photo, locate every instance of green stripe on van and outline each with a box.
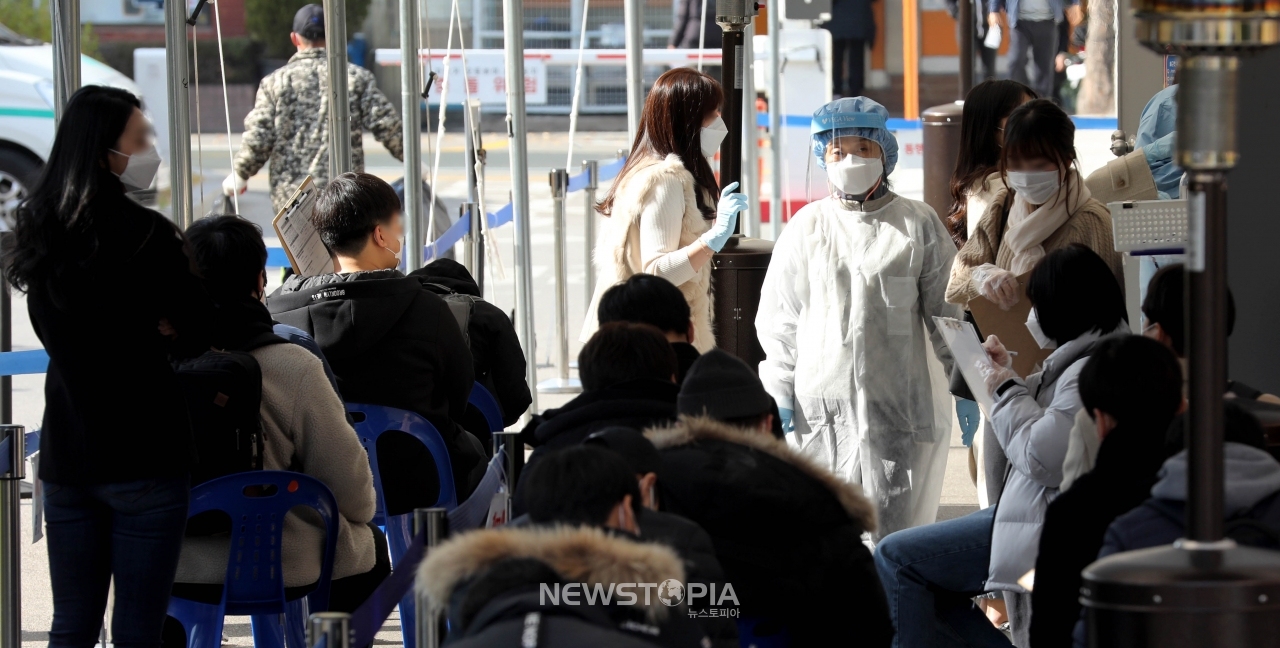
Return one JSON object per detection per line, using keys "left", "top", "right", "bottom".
{"left": 0, "top": 107, "right": 54, "bottom": 119}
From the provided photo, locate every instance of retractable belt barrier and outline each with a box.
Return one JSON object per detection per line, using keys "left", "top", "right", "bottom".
{"left": 259, "top": 114, "right": 1117, "bottom": 268}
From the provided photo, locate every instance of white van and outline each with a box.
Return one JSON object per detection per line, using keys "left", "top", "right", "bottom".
{"left": 0, "top": 23, "right": 152, "bottom": 222}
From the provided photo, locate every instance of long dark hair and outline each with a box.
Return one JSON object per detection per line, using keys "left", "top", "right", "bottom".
{"left": 598, "top": 67, "right": 723, "bottom": 220}
{"left": 1001, "top": 98, "right": 1080, "bottom": 213}
{"left": 6, "top": 85, "right": 141, "bottom": 293}
{"left": 947, "top": 80, "right": 1035, "bottom": 246}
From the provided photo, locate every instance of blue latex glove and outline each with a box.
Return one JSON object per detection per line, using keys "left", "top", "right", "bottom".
{"left": 779, "top": 407, "right": 795, "bottom": 435}
{"left": 956, "top": 399, "right": 980, "bottom": 447}
{"left": 1143, "top": 131, "right": 1176, "bottom": 165}
{"left": 700, "top": 182, "right": 747, "bottom": 252}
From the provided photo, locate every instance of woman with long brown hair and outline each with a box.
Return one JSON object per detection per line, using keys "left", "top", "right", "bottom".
{"left": 946, "top": 79, "right": 1036, "bottom": 247}
{"left": 580, "top": 67, "right": 748, "bottom": 352}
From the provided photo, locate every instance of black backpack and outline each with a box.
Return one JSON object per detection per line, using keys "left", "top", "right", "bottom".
{"left": 175, "top": 332, "right": 289, "bottom": 487}
{"left": 422, "top": 282, "right": 479, "bottom": 347}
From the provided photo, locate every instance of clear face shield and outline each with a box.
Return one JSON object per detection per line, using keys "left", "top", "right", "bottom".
{"left": 807, "top": 129, "right": 887, "bottom": 204}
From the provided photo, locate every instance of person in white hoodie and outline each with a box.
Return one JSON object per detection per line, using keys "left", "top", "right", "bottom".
{"left": 174, "top": 216, "right": 386, "bottom": 617}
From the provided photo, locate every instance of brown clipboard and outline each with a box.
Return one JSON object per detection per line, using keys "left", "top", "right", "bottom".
{"left": 967, "top": 272, "right": 1053, "bottom": 377}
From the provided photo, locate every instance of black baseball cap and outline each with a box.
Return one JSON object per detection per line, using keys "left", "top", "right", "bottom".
{"left": 293, "top": 4, "right": 326, "bottom": 41}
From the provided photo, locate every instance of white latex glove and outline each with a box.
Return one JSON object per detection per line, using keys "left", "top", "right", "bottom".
{"left": 977, "top": 335, "right": 1018, "bottom": 394}
{"left": 972, "top": 263, "right": 1020, "bottom": 310}
{"left": 982, "top": 335, "right": 1014, "bottom": 369}
{"left": 222, "top": 173, "right": 249, "bottom": 197}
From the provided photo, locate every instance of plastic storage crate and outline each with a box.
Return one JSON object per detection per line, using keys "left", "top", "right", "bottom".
{"left": 1108, "top": 199, "right": 1188, "bottom": 255}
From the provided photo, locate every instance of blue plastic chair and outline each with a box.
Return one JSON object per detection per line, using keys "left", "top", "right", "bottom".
{"left": 167, "top": 471, "right": 339, "bottom": 648}
{"left": 347, "top": 403, "right": 457, "bottom": 648}
{"left": 468, "top": 382, "right": 505, "bottom": 433}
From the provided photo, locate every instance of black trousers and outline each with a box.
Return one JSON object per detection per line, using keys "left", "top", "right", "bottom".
{"left": 832, "top": 38, "right": 867, "bottom": 97}
{"left": 1008, "top": 19, "right": 1058, "bottom": 99}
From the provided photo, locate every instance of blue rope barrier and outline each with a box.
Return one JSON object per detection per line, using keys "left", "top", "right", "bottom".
{"left": 0, "top": 349, "right": 49, "bottom": 376}
{"left": 753, "top": 111, "right": 1118, "bottom": 131}
{"left": 349, "top": 529, "right": 428, "bottom": 647}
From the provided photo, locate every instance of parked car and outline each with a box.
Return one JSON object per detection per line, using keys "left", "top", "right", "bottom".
{"left": 0, "top": 22, "right": 155, "bottom": 225}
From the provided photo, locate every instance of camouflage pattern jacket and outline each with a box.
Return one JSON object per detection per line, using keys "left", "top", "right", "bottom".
{"left": 235, "top": 48, "right": 404, "bottom": 212}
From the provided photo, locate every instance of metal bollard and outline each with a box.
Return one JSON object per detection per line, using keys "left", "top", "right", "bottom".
{"left": 537, "top": 169, "right": 582, "bottom": 395}
{"left": 414, "top": 508, "right": 449, "bottom": 648}
{"left": 0, "top": 424, "right": 24, "bottom": 647}
{"left": 308, "top": 612, "right": 351, "bottom": 648}
{"left": 582, "top": 159, "right": 599, "bottom": 309}
{"left": 491, "top": 430, "right": 524, "bottom": 507}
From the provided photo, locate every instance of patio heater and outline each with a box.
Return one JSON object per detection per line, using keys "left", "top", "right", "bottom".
{"left": 712, "top": 0, "right": 775, "bottom": 368}
{"left": 1079, "top": 4, "right": 1280, "bottom": 646}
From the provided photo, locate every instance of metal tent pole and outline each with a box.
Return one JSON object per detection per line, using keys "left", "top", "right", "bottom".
{"left": 400, "top": 0, "right": 425, "bottom": 270}
{"left": 766, "top": 0, "right": 783, "bottom": 239}
{"left": 504, "top": 0, "right": 539, "bottom": 415}
{"left": 324, "top": 0, "right": 353, "bottom": 176}
{"left": 50, "top": 0, "right": 80, "bottom": 124}
{"left": 165, "top": 0, "right": 194, "bottom": 228}
{"left": 741, "top": 20, "right": 759, "bottom": 238}
{"left": 624, "top": 0, "right": 645, "bottom": 140}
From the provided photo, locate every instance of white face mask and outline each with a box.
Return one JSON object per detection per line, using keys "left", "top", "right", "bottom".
{"left": 826, "top": 154, "right": 884, "bottom": 197}
{"left": 700, "top": 116, "right": 728, "bottom": 158}
{"left": 110, "top": 145, "right": 162, "bottom": 192}
{"left": 1026, "top": 307, "right": 1058, "bottom": 350}
{"left": 383, "top": 233, "right": 405, "bottom": 265}
{"left": 1007, "top": 170, "right": 1061, "bottom": 205}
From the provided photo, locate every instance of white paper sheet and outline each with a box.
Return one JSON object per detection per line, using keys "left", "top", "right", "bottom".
{"left": 270, "top": 176, "right": 333, "bottom": 278}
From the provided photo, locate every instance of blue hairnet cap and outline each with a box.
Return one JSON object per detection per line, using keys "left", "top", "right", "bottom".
{"left": 810, "top": 96, "right": 899, "bottom": 174}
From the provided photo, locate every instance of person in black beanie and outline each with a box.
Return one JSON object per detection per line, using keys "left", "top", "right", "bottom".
{"left": 644, "top": 350, "right": 894, "bottom": 647}
{"left": 678, "top": 349, "right": 786, "bottom": 438}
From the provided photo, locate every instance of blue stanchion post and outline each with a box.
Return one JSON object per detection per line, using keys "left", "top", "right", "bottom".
{"left": 0, "top": 424, "right": 24, "bottom": 646}
{"left": 308, "top": 612, "right": 350, "bottom": 648}
{"left": 414, "top": 508, "right": 448, "bottom": 648}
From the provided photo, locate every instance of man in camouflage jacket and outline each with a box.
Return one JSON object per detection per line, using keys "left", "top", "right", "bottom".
{"left": 224, "top": 5, "right": 404, "bottom": 213}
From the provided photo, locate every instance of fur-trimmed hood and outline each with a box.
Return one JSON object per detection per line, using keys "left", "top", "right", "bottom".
{"left": 647, "top": 416, "right": 878, "bottom": 534}
{"left": 417, "top": 525, "right": 686, "bottom": 620}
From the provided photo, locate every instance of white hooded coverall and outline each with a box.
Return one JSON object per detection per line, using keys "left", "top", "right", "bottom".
{"left": 757, "top": 192, "right": 961, "bottom": 537}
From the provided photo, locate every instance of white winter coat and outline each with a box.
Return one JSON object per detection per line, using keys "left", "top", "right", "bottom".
{"left": 987, "top": 327, "right": 1121, "bottom": 591}
{"left": 581, "top": 154, "right": 715, "bottom": 351}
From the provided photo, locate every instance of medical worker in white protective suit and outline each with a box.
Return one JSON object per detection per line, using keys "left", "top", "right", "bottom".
{"left": 757, "top": 97, "right": 962, "bottom": 537}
